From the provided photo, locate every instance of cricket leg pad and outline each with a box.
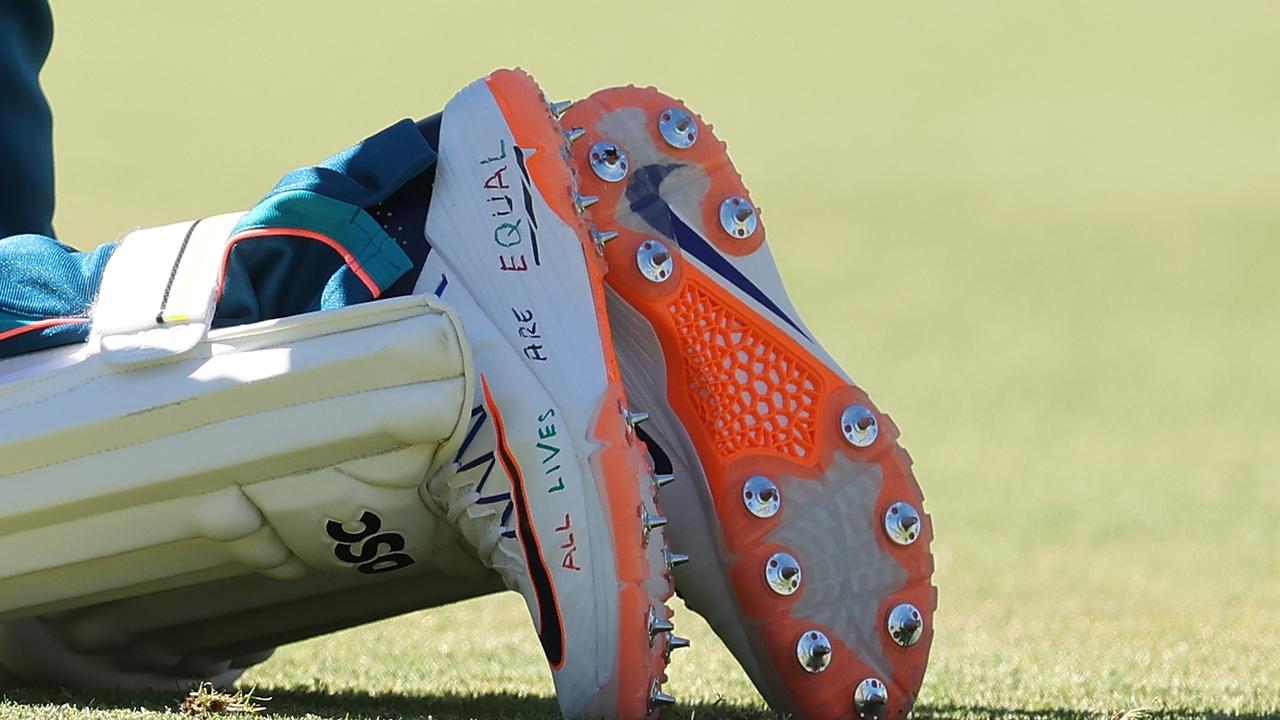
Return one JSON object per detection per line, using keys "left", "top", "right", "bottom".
{"left": 0, "top": 216, "right": 475, "bottom": 620}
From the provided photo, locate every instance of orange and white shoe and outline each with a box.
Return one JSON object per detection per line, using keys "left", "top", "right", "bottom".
{"left": 422, "top": 70, "right": 675, "bottom": 718}
{"left": 561, "top": 88, "right": 936, "bottom": 720}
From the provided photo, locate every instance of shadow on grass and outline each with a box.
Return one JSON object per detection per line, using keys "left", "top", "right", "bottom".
{"left": 913, "top": 705, "right": 1278, "bottom": 720}
{"left": 2, "top": 688, "right": 1274, "bottom": 720}
{"left": 1, "top": 685, "right": 774, "bottom": 719}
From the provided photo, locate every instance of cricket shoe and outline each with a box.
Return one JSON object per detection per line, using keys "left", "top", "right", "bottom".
{"left": 561, "top": 88, "right": 936, "bottom": 720}
{"left": 417, "top": 70, "right": 677, "bottom": 719}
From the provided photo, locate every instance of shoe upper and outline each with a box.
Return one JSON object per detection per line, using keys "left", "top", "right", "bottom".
{"left": 414, "top": 70, "right": 676, "bottom": 720}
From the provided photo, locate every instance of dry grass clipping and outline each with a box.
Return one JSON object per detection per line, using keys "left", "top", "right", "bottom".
{"left": 178, "top": 683, "right": 270, "bottom": 716}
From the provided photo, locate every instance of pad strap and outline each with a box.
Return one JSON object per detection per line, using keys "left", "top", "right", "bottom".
{"left": 91, "top": 212, "right": 245, "bottom": 367}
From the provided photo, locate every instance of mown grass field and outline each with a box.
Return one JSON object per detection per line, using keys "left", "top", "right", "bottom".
{"left": 3, "top": 1, "right": 1278, "bottom": 718}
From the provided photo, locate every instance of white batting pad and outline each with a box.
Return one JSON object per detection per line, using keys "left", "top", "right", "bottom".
{"left": 0, "top": 294, "right": 474, "bottom": 620}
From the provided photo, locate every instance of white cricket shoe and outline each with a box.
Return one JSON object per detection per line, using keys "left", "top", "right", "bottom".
{"left": 419, "top": 69, "right": 676, "bottom": 719}
{"left": 562, "top": 87, "right": 937, "bottom": 720}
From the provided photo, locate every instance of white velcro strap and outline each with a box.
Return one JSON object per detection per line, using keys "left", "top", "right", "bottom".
{"left": 92, "top": 212, "right": 246, "bottom": 367}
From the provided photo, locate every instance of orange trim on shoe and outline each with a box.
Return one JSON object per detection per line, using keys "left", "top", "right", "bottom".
{"left": 588, "top": 381, "right": 672, "bottom": 717}
{"left": 484, "top": 70, "right": 582, "bottom": 230}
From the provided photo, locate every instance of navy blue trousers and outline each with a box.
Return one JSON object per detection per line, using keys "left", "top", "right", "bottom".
{"left": 0, "top": 0, "right": 54, "bottom": 239}
{"left": 0, "top": 2, "right": 439, "bottom": 359}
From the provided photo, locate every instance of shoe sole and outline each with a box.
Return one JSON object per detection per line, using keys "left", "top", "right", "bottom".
{"left": 563, "top": 86, "right": 935, "bottom": 720}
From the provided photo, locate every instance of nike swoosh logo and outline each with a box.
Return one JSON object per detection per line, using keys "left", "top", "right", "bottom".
{"left": 625, "top": 164, "right": 809, "bottom": 340}
{"left": 481, "top": 375, "right": 566, "bottom": 669}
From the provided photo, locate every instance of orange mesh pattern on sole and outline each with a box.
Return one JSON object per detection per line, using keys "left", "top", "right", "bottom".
{"left": 669, "top": 277, "right": 823, "bottom": 462}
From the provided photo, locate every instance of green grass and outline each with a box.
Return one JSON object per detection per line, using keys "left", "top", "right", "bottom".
{"left": 4, "top": 0, "right": 1279, "bottom": 718}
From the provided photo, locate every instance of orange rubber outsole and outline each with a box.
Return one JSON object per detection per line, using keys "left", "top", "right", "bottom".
{"left": 484, "top": 70, "right": 674, "bottom": 719}
{"left": 563, "top": 86, "right": 936, "bottom": 720}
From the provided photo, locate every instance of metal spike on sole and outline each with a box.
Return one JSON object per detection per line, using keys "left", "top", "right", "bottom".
{"left": 654, "top": 472, "right": 675, "bottom": 488}
{"left": 650, "top": 617, "right": 675, "bottom": 637}
{"left": 591, "top": 228, "right": 618, "bottom": 254}
{"left": 574, "top": 193, "right": 598, "bottom": 213}
{"left": 644, "top": 512, "right": 667, "bottom": 531}
{"left": 668, "top": 635, "right": 690, "bottom": 652}
{"left": 665, "top": 549, "right": 689, "bottom": 568}
{"left": 550, "top": 99, "right": 574, "bottom": 118}
{"left": 624, "top": 409, "right": 650, "bottom": 427}
{"left": 650, "top": 688, "right": 676, "bottom": 707}
{"left": 642, "top": 511, "right": 667, "bottom": 544}
{"left": 564, "top": 127, "right": 586, "bottom": 144}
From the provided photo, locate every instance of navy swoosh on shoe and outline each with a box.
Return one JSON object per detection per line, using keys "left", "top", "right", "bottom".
{"left": 625, "top": 164, "right": 808, "bottom": 339}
